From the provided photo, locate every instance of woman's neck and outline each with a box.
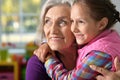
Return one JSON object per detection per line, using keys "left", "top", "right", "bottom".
{"left": 57, "top": 45, "right": 77, "bottom": 70}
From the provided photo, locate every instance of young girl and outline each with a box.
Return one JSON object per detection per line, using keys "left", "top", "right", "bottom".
{"left": 36, "top": 0, "right": 120, "bottom": 79}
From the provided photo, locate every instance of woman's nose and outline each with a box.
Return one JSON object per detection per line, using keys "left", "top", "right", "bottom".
{"left": 50, "top": 23, "right": 59, "bottom": 34}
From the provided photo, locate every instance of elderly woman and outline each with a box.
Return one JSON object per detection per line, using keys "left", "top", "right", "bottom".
{"left": 25, "top": 0, "right": 77, "bottom": 80}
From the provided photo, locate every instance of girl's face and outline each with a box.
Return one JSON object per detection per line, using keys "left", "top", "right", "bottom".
{"left": 71, "top": 3, "right": 105, "bottom": 45}
{"left": 44, "top": 5, "right": 75, "bottom": 51}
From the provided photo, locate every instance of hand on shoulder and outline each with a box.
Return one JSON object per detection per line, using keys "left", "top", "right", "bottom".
{"left": 90, "top": 57, "right": 120, "bottom": 80}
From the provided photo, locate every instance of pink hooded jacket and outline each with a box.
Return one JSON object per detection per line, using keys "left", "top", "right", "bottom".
{"left": 77, "top": 29, "right": 120, "bottom": 70}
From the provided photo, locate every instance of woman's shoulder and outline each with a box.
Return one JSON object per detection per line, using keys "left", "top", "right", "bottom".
{"left": 26, "top": 55, "right": 51, "bottom": 80}
{"left": 27, "top": 55, "right": 44, "bottom": 67}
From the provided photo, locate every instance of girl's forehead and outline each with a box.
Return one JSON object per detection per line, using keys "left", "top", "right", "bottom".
{"left": 71, "top": 3, "right": 90, "bottom": 13}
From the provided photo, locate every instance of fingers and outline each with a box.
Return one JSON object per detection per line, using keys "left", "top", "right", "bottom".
{"left": 34, "top": 43, "right": 52, "bottom": 63}
{"left": 33, "top": 49, "right": 38, "bottom": 55}
{"left": 114, "top": 57, "right": 120, "bottom": 70}
{"left": 90, "top": 65, "right": 109, "bottom": 75}
{"left": 96, "top": 75, "right": 105, "bottom": 80}
{"left": 33, "top": 49, "right": 41, "bottom": 58}
{"left": 33, "top": 48, "right": 45, "bottom": 62}
{"left": 39, "top": 48, "right": 47, "bottom": 62}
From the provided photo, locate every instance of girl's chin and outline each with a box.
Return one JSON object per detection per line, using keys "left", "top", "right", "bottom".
{"left": 77, "top": 41, "right": 83, "bottom": 45}
{"left": 76, "top": 41, "right": 85, "bottom": 45}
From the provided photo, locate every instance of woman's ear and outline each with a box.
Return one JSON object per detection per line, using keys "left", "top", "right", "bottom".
{"left": 97, "top": 17, "right": 108, "bottom": 30}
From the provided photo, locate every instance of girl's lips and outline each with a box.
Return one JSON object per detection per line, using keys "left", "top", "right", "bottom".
{"left": 74, "top": 34, "right": 84, "bottom": 38}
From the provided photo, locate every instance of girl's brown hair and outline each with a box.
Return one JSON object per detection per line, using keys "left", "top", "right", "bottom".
{"left": 72, "top": 0, "right": 120, "bottom": 29}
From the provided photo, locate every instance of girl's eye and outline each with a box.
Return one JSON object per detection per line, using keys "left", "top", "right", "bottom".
{"left": 78, "top": 20, "right": 84, "bottom": 23}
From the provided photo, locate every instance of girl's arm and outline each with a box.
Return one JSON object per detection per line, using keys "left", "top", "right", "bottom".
{"left": 90, "top": 57, "right": 120, "bottom": 80}
{"left": 45, "top": 50, "right": 112, "bottom": 80}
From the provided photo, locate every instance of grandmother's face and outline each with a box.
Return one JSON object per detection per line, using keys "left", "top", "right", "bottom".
{"left": 44, "top": 4, "right": 75, "bottom": 51}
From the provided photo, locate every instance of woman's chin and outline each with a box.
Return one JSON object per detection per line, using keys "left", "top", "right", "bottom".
{"left": 50, "top": 45, "right": 62, "bottom": 51}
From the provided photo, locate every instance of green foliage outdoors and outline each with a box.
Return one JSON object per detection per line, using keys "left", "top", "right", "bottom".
{"left": 2, "top": 0, "right": 41, "bottom": 14}
{"left": 1, "top": 0, "right": 41, "bottom": 33}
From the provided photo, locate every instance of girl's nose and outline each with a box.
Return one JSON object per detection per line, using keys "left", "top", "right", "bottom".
{"left": 71, "top": 22, "right": 79, "bottom": 33}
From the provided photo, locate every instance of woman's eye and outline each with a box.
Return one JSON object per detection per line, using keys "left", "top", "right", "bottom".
{"left": 45, "top": 19, "right": 48, "bottom": 23}
{"left": 45, "top": 19, "right": 49, "bottom": 24}
{"left": 44, "top": 19, "right": 52, "bottom": 26}
{"left": 70, "top": 19, "right": 74, "bottom": 23}
{"left": 59, "top": 20, "right": 67, "bottom": 27}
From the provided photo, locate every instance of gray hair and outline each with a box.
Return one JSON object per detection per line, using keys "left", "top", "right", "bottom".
{"left": 35, "top": 0, "right": 74, "bottom": 45}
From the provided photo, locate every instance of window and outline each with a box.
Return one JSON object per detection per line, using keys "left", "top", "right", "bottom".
{"left": 0, "top": 0, "right": 41, "bottom": 46}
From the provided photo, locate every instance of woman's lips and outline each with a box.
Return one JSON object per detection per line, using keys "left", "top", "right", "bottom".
{"left": 49, "top": 37, "right": 64, "bottom": 41}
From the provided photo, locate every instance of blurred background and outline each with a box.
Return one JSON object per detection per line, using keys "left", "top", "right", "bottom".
{"left": 0, "top": 0, "right": 120, "bottom": 80}
{"left": 0, "top": 0, "right": 45, "bottom": 80}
